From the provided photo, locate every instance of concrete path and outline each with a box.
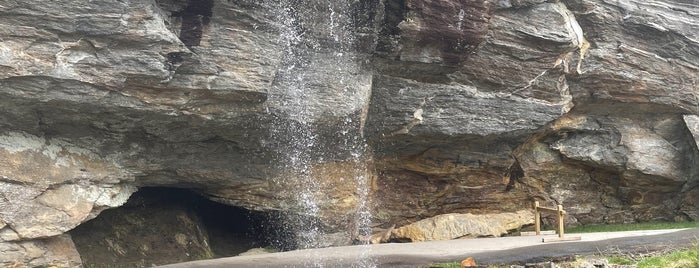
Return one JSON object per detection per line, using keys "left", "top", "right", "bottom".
{"left": 158, "top": 228, "right": 699, "bottom": 268}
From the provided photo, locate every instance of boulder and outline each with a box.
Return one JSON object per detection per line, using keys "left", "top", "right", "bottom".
{"left": 0, "top": 131, "right": 135, "bottom": 241}
{"left": 237, "top": 248, "right": 276, "bottom": 256}
{"left": 518, "top": 113, "right": 697, "bottom": 223}
{"left": 391, "top": 210, "right": 533, "bottom": 242}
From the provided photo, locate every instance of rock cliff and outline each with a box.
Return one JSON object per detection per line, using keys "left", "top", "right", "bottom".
{"left": 0, "top": 0, "right": 697, "bottom": 266}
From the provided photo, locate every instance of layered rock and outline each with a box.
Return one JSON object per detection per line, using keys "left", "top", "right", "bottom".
{"left": 0, "top": 0, "right": 697, "bottom": 266}
{"left": 368, "top": 0, "right": 698, "bottom": 228}
{"left": 368, "top": 0, "right": 580, "bottom": 225}
{"left": 0, "top": 0, "right": 375, "bottom": 264}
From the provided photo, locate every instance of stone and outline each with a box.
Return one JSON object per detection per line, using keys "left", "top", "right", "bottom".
{"left": 391, "top": 210, "right": 533, "bottom": 242}
{"left": 590, "top": 258, "right": 610, "bottom": 268}
{"left": 566, "top": 1, "right": 698, "bottom": 114}
{"left": 0, "top": 132, "right": 135, "bottom": 241}
{"left": 525, "top": 262, "right": 555, "bottom": 268}
{"left": 682, "top": 115, "right": 699, "bottom": 191}
{"left": 355, "top": 225, "right": 396, "bottom": 244}
{"left": 461, "top": 257, "right": 478, "bottom": 267}
{"left": 0, "top": 234, "right": 82, "bottom": 268}
{"left": 550, "top": 116, "right": 688, "bottom": 184}
{"left": 523, "top": 112, "right": 698, "bottom": 223}
{"left": 237, "top": 248, "right": 276, "bottom": 256}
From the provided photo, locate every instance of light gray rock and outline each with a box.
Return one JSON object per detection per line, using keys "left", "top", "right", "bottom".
{"left": 525, "top": 262, "right": 555, "bottom": 268}
{"left": 0, "top": 0, "right": 186, "bottom": 87}
{"left": 0, "top": 131, "right": 135, "bottom": 241}
{"left": 684, "top": 115, "right": 699, "bottom": 151}
{"left": 520, "top": 112, "right": 697, "bottom": 223}
{"left": 566, "top": 0, "right": 698, "bottom": 113}
{"left": 367, "top": 75, "right": 569, "bottom": 139}
{"left": 237, "top": 248, "right": 276, "bottom": 256}
{"left": 551, "top": 116, "right": 688, "bottom": 183}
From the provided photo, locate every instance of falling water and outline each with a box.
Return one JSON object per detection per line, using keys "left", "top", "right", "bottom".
{"left": 272, "top": 0, "right": 322, "bottom": 250}
{"left": 266, "top": 0, "right": 375, "bottom": 266}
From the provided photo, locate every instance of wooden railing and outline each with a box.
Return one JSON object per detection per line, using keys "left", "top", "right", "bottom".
{"left": 529, "top": 201, "right": 581, "bottom": 242}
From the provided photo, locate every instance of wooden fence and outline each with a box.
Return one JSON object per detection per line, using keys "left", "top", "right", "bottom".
{"left": 522, "top": 201, "right": 581, "bottom": 242}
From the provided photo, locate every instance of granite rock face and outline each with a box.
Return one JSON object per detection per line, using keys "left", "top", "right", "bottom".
{"left": 0, "top": 0, "right": 697, "bottom": 266}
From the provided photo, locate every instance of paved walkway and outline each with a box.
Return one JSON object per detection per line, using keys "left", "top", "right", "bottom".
{"left": 158, "top": 228, "right": 699, "bottom": 268}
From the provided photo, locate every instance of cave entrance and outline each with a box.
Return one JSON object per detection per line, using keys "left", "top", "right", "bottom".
{"left": 70, "top": 187, "right": 290, "bottom": 267}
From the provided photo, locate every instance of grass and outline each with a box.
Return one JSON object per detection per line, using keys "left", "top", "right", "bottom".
{"left": 636, "top": 245, "right": 699, "bottom": 268}
{"left": 608, "top": 255, "right": 634, "bottom": 265}
{"left": 421, "top": 262, "right": 461, "bottom": 268}
{"left": 425, "top": 248, "right": 699, "bottom": 268}
{"left": 565, "top": 221, "right": 699, "bottom": 234}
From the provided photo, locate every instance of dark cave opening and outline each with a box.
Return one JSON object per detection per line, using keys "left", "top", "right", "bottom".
{"left": 70, "top": 187, "right": 293, "bottom": 266}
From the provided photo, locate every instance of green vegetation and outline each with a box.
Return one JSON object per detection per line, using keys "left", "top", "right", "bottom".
{"left": 566, "top": 221, "right": 699, "bottom": 233}
{"left": 636, "top": 245, "right": 699, "bottom": 268}
{"left": 425, "top": 249, "right": 699, "bottom": 268}
{"left": 607, "top": 255, "right": 633, "bottom": 265}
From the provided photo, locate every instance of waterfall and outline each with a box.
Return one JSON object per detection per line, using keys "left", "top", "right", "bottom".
{"left": 265, "top": 1, "right": 375, "bottom": 266}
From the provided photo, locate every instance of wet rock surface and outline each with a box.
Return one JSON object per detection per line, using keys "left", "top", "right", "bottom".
{"left": 0, "top": 0, "right": 697, "bottom": 266}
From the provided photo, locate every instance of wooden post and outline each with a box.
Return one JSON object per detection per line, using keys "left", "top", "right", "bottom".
{"left": 557, "top": 205, "right": 564, "bottom": 238}
{"left": 534, "top": 201, "right": 541, "bottom": 235}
